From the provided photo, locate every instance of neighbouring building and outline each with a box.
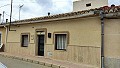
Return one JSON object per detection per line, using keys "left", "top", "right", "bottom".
{"left": 0, "top": 25, "right": 6, "bottom": 52}
{"left": 0, "top": 0, "right": 120, "bottom": 68}
{"left": 73, "top": 0, "right": 108, "bottom": 11}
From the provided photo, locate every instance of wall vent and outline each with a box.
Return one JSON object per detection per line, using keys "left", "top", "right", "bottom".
{"left": 86, "top": 3, "right": 91, "bottom": 7}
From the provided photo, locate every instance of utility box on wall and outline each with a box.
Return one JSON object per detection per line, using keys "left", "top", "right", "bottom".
{"left": 47, "top": 51, "right": 52, "bottom": 57}
{"left": 73, "top": 0, "right": 108, "bottom": 11}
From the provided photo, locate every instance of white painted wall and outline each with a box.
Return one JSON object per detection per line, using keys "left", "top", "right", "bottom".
{"left": 73, "top": 0, "right": 108, "bottom": 11}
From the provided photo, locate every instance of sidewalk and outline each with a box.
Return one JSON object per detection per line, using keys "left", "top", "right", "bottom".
{"left": 0, "top": 52, "right": 97, "bottom": 68}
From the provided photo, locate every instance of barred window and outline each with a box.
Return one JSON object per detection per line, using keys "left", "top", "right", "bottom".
{"left": 55, "top": 34, "right": 67, "bottom": 50}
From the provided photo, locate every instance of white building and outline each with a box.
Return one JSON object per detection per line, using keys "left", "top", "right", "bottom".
{"left": 73, "top": 0, "right": 108, "bottom": 11}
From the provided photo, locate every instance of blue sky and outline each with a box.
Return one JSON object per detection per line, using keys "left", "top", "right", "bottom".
{"left": 0, "top": 0, "right": 120, "bottom": 22}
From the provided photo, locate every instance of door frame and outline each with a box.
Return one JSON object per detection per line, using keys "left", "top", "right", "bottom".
{"left": 35, "top": 28, "right": 47, "bottom": 56}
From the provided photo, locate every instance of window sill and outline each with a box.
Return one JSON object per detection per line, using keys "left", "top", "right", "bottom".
{"left": 21, "top": 46, "right": 28, "bottom": 47}
{"left": 55, "top": 49, "right": 67, "bottom": 51}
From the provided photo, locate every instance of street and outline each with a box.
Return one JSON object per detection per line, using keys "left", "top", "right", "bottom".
{"left": 0, "top": 56, "right": 51, "bottom": 68}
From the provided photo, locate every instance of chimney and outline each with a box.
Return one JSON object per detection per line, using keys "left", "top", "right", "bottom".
{"left": 111, "top": 4, "right": 115, "bottom": 7}
{"left": 48, "top": 12, "right": 50, "bottom": 16}
{"left": 6, "top": 19, "right": 8, "bottom": 23}
{"left": 0, "top": 14, "right": 2, "bottom": 24}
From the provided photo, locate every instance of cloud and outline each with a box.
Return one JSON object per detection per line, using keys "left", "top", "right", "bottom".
{"left": 21, "top": 6, "right": 30, "bottom": 12}
{"left": 0, "top": 0, "right": 77, "bottom": 22}
{"left": 108, "top": 0, "right": 120, "bottom": 5}
{"left": 35, "top": 0, "right": 53, "bottom": 8}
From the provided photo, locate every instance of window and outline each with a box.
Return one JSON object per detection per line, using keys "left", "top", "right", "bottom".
{"left": 55, "top": 34, "right": 67, "bottom": 50}
{"left": 86, "top": 3, "right": 91, "bottom": 7}
{"left": 21, "top": 34, "right": 29, "bottom": 47}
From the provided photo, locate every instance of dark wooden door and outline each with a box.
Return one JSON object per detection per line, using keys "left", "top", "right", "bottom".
{"left": 38, "top": 35, "right": 44, "bottom": 56}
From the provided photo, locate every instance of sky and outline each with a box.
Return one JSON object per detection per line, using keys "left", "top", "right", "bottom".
{"left": 0, "top": 0, "right": 120, "bottom": 22}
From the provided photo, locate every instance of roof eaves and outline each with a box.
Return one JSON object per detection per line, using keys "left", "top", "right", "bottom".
{"left": 11, "top": 11, "right": 96, "bottom": 25}
{"left": 12, "top": 9, "right": 96, "bottom": 24}
{"left": 104, "top": 12, "right": 120, "bottom": 19}
{"left": 4, "top": 5, "right": 120, "bottom": 25}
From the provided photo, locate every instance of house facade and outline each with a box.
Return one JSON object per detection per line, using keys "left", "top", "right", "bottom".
{"left": 0, "top": 0, "right": 120, "bottom": 68}
{"left": 7, "top": 17, "right": 101, "bottom": 66}
{"left": 0, "top": 6, "right": 119, "bottom": 68}
{"left": 2, "top": 14, "right": 101, "bottom": 68}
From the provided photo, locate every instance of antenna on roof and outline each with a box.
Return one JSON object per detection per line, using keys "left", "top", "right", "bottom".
{"left": 19, "top": 4, "right": 24, "bottom": 20}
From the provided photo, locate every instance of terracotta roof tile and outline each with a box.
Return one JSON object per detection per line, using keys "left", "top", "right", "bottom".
{"left": 11, "top": 6, "right": 120, "bottom": 24}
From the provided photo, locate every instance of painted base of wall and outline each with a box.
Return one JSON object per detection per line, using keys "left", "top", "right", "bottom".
{"left": 105, "top": 57, "right": 120, "bottom": 68}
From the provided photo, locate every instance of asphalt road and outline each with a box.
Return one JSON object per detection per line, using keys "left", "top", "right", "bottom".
{"left": 0, "top": 56, "right": 51, "bottom": 68}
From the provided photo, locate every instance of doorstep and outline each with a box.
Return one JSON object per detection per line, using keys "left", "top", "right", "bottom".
{"left": 0, "top": 52, "right": 98, "bottom": 68}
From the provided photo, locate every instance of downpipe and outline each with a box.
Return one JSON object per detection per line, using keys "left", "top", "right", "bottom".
{"left": 100, "top": 10, "right": 105, "bottom": 68}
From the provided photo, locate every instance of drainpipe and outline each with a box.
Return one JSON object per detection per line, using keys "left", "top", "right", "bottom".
{"left": 100, "top": 10, "right": 104, "bottom": 68}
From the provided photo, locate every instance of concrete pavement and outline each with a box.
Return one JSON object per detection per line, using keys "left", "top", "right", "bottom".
{"left": 0, "top": 52, "right": 98, "bottom": 68}
{"left": 0, "top": 56, "right": 51, "bottom": 68}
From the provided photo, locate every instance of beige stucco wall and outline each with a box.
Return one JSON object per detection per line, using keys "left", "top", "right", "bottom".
{"left": 73, "top": 0, "right": 108, "bottom": 11}
{"left": 104, "top": 19, "right": 120, "bottom": 58}
{"left": 6, "top": 17, "right": 101, "bottom": 67}
{"left": 104, "top": 19, "right": 120, "bottom": 68}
